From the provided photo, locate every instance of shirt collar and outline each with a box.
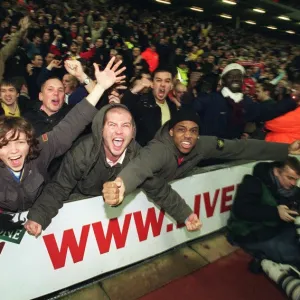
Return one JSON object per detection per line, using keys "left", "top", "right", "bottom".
{"left": 106, "top": 149, "right": 127, "bottom": 167}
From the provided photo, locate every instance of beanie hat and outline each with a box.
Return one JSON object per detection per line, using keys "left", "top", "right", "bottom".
{"left": 221, "top": 63, "right": 245, "bottom": 78}
{"left": 169, "top": 108, "right": 200, "bottom": 130}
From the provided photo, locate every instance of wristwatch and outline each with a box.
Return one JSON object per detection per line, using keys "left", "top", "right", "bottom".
{"left": 82, "top": 76, "right": 92, "bottom": 85}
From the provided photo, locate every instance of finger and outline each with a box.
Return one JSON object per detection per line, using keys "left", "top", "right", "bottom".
{"left": 287, "top": 210, "right": 299, "bottom": 215}
{"left": 115, "top": 85, "right": 127, "bottom": 90}
{"left": 115, "top": 66, "right": 126, "bottom": 76}
{"left": 111, "top": 60, "right": 123, "bottom": 72}
{"left": 115, "top": 75, "right": 126, "bottom": 83}
{"left": 93, "top": 62, "right": 100, "bottom": 73}
{"left": 105, "top": 56, "right": 116, "bottom": 70}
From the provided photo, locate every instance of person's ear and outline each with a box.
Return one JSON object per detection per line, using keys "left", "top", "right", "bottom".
{"left": 169, "top": 128, "right": 174, "bottom": 137}
{"left": 38, "top": 92, "right": 43, "bottom": 102}
{"left": 274, "top": 167, "right": 280, "bottom": 177}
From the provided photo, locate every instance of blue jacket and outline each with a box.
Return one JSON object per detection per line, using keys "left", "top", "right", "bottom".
{"left": 192, "top": 92, "right": 296, "bottom": 139}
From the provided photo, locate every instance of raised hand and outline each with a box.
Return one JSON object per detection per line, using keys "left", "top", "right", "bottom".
{"left": 48, "top": 59, "right": 62, "bottom": 70}
{"left": 185, "top": 213, "right": 202, "bottom": 231}
{"left": 19, "top": 16, "right": 30, "bottom": 32}
{"left": 93, "top": 56, "right": 126, "bottom": 91}
{"left": 64, "top": 60, "right": 85, "bottom": 80}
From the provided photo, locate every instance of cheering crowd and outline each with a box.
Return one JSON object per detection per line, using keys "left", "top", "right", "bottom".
{"left": 2, "top": 0, "right": 300, "bottom": 291}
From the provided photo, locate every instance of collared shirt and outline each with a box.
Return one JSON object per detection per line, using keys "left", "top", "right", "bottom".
{"left": 106, "top": 149, "right": 127, "bottom": 167}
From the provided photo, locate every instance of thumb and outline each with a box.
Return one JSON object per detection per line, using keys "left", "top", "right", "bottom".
{"left": 115, "top": 177, "right": 123, "bottom": 188}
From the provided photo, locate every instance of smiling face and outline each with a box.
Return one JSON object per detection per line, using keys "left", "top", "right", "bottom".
{"left": 0, "top": 84, "right": 19, "bottom": 107}
{"left": 169, "top": 121, "right": 199, "bottom": 154}
{"left": 39, "top": 78, "right": 65, "bottom": 116}
{"left": 102, "top": 108, "right": 135, "bottom": 163}
{"left": 0, "top": 131, "right": 29, "bottom": 171}
{"left": 222, "top": 69, "right": 243, "bottom": 93}
{"left": 152, "top": 71, "right": 173, "bottom": 104}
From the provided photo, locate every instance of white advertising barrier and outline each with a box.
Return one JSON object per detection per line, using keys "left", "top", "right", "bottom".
{"left": 0, "top": 162, "right": 255, "bottom": 300}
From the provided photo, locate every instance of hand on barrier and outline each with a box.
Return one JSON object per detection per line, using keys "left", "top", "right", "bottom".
{"left": 24, "top": 220, "right": 42, "bottom": 237}
{"left": 102, "top": 177, "right": 125, "bottom": 206}
{"left": 185, "top": 213, "right": 202, "bottom": 231}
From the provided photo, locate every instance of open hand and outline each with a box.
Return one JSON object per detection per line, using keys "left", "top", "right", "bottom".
{"left": 93, "top": 57, "right": 126, "bottom": 91}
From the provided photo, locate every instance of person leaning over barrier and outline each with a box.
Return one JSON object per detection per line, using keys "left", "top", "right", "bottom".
{"left": 0, "top": 57, "right": 125, "bottom": 229}
{"left": 102, "top": 108, "right": 300, "bottom": 231}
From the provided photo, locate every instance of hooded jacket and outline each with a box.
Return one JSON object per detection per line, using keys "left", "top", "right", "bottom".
{"left": 27, "top": 104, "right": 140, "bottom": 229}
{"left": 0, "top": 99, "right": 98, "bottom": 214}
{"left": 265, "top": 107, "right": 300, "bottom": 144}
{"left": 117, "top": 122, "right": 290, "bottom": 223}
{"left": 228, "top": 162, "right": 300, "bottom": 243}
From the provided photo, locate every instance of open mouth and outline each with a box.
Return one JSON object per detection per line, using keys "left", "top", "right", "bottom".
{"left": 181, "top": 141, "right": 192, "bottom": 149}
{"left": 231, "top": 83, "right": 241, "bottom": 88}
{"left": 51, "top": 99, "right": 60, "bottom": 106}
{"left": 9, "top": 155, "right": 22, "bottom": 168}
{"left": 158, "top": 88, "right": 166, "bottom": 98}
{"left": 113, "top": 138, "right": 124, "bottom": 148}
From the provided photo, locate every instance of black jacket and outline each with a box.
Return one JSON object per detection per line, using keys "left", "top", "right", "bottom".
{"left": 122, "top": 90, "right": 177, "bottom": 146}
{"left": 229, "top": 162, "right": 300, "bottom": 243}
{"left": 23, "top": 102, "right": 73, "bottom": 137}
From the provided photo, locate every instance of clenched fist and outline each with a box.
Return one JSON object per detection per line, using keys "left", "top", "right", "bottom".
{"left": 185, "top": 213, "right": 202, "bottom": 231}
{"left": 102, "top": 177, "right": 125, "bottom": 206}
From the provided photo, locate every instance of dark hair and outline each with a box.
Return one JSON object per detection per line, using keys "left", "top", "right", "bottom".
{"left": 32, "top": 53, "right": 43, "bottom": 61}
{"left": 152, "top": 67, "right": 174, "bottom": 79}
{"left": 0, "top": 80, "right": 20, "bottom": 93}
{"left": 0, "top": 116, "right": 40, "bottom": 161}
{"left": 275, "top": 157, "right": 300, "bottom": 176}
{"left": 261, "top": 82, "right": 275, "bottom": 99}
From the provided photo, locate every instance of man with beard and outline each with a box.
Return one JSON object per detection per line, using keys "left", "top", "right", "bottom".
{"left": 192, "top": 63, "right": 296, "bottom": 139}
{"left": 121, "top": 68, "right": 177, "bottom": 146}
{"left": 102, "top": 108, "right": 300, "bottom": 231}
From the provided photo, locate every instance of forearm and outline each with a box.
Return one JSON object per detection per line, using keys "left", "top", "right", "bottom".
{"left": 86, "top": 84, "right": 105, "bottom": 106}
{"left": 143, "top": 179, "right": 193, "bottom": 223}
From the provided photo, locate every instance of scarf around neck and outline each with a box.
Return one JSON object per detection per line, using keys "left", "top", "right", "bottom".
{"left": 221, "top": 87, "right": 244, "bottom": 103}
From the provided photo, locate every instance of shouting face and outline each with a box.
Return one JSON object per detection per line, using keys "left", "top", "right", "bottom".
{"left": 39, "top": 78, "right": 65, "bottom": 116}
{"left": 0, "top": 84, "right": 19, "bottom": 107}
{"left": 152, "top": 71, "right": 173, "bottom": 103}
{"left": 102, "top": 108, "right": 135, "bottom": 163}
{"left": 0, "top": 131, "right": 29, "bottom": 171}
{"left": 169, "top": 121, "right": 199, "bottom": 154}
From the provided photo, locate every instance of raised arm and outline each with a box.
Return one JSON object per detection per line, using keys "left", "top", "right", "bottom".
{"left": 40, "top": 57, "right": 126, "bottom": 165}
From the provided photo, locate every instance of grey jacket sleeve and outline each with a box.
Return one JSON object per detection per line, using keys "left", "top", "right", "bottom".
{"left": 27, "top": 148, "right": 84, "bottom": 229}
{"left": 118, "top": 142, "right": 170, "bottom": 195}
{"left": 39, "top": 99, "right": 97, "bottom": 167}
{"left": 141, "top": 177, "right": 193, "bottom": 223}
{"left": 199, "top": 137, "right": 289, "bottom": 161}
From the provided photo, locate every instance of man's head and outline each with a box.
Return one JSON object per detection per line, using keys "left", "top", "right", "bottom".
{"left": 31, "top": 54, "right": 43, "bottom": 68}
{"left": 0, "top": 116, "right": 39, "bottom": 171}
{"left": 45, "top": 52, "right": 55, "bottom": 65}
{"left": 62, "top": 74, "right": 79, "bottom": 94}
{"left": 102, "top": 106, "right": 135, "bottom": 163}
{"left": 207, "top": 55, "right": 215, "bottom": 64}
{"left": 33, "top": 35, "right": 42, "bottom": 46}
{"left": 132, "top": 47, "right": 141, "bottom": 57}
{"left": 169, "top": 108, "right": 200, "bottom": 154}
{"left": 39, "top": 78, "right": 65, "bottom": 116}
{"left": 152, "top": 69, "right": 173, "bottom": 103}
{"left": 221, "top": 63, "right": 245, "bottom": 93}
{"left": 173, "top": 82, "right": 187, "bottom": 102}
{"left": 70, "top": 41, "right": 79, "bottom": 54}
{"left": 256, "top": 83, "right": 275, "bottom": 102}
{"left": 274, "top": 157, "right": 300, "bottom": 190}
{"left": 0, "top": 80, "right": 19, "bottom": 108}
{"left": 43, "top": 32, "right": 50, "bottom": 43}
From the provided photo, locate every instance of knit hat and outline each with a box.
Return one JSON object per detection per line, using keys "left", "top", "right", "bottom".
{"left": 169, "top": 108, "right": 200, "bottom": 129}
{"left": 221, "top": 63, "right": 245, "bottom": 78}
